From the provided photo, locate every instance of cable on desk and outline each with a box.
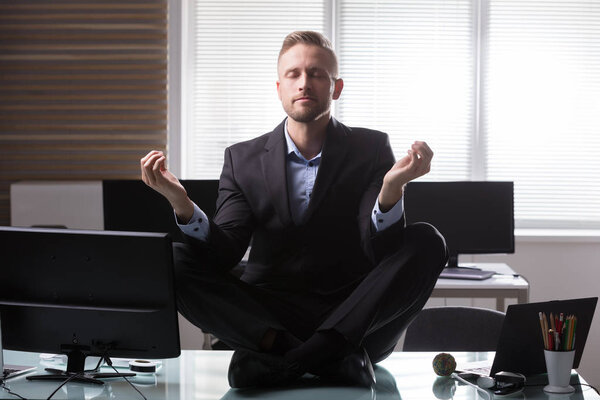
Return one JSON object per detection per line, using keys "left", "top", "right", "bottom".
{"left": 104, "top": 356, "right": 147, "bottom": 400}
{"left": 0, "top": 380, "right": 28, "bottom": 400}
{"left": 579, "top": 383, "right": 600, "bottom": 395}
{"left": 451, "top": 373, "right": 491, "bottom": 400}
{"left": 45, "top": 372, "right": 84, "bottom": 400}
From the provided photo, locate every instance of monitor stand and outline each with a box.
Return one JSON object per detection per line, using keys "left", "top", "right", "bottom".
{"left": 27, "top": 347, "right": 135, "bottom": 385}
{"left": 446, "top": 254, "right": 459, "bottom": 269}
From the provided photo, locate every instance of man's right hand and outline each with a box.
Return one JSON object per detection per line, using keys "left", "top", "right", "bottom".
{"left": 140, "top": 150, "right": 195, "bottom": 223}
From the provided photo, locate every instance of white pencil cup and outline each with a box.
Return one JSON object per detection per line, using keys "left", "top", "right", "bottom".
{"left": 544, "top": 350, "right": 576, "bottom": 394}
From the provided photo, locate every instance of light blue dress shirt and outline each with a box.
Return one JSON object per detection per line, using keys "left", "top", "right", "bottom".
{"left": 178, "top": 119, "right": 404, "bottom": 240}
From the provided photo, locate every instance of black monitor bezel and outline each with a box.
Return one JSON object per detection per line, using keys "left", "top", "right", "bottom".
{"left": 404, "top": 181, "right": 515, "bottom": 265}
{"left": 0, "top": 226, "right": 180, "bottom": 365}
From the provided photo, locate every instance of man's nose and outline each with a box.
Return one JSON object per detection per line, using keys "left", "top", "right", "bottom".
{"left": 298, "top": 73, "right": 311, "bottom": 91}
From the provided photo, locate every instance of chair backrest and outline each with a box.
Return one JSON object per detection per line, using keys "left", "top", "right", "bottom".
{"left": 402, "top": 306, "right": 505, "bottom": 351}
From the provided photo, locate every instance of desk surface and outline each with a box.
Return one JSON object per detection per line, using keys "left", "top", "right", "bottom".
{"left": 432, "top": 263, "right": 530, "bottom": 311}
{"left": 435, "top": 263, "right": 529, "bottom": 290}
{"left": 2, "top": 350, "right": 598, "bottom": 399}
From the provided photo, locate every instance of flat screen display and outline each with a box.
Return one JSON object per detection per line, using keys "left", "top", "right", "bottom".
{"left": 103, "top": 179, "right": 219, "bottom": 241}
{"left": 404, "top": 181, "right": 514, "bottom": 263}
{"left": 0, "top": 227, "right": 180, "bottom": 370}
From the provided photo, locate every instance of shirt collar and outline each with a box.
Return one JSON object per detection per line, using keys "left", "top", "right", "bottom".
{"left": 284, "top": 118, "right": 323, "bottom": 162}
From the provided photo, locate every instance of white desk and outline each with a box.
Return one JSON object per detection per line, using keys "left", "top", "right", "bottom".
{"left": 431, "top": 263, "right": 529, "bottom": 311}
{"left": 2, "top": 350, "right": 598, "bottom": 399}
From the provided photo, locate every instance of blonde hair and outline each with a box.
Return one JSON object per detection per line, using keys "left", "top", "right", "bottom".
{"left": 278, "top": 31, "right": 338, "bottom": 77}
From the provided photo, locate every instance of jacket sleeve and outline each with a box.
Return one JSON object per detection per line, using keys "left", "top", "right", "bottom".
{"left": 183, "top": 147, "right": 255, "bottom": 270}
{"left": 358, "top": 133, "right": 406, "bottom": 264}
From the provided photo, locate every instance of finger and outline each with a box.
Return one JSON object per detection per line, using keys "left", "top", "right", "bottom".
{"left": 410, "top": 146, "right": 432, "bottom": 176}
{"left": 140, "top": 150, "right": 163, "bottom": 183}
{"left": 407, "top": 149, "right": 419, "bottom": 168}
{"left": 394, "top": 152, "right": 411, "bottom": 168}
{"left": 140, "top": 150, "right": 163, "bottom": 166}
{"left": 412, "top": 141, "right": 433, "bottom": 161}
{"left": 143, "top": 153, "right": 163, "bottom": 170}
{"left": 142, "top": 153, "right": 164, "bottom": 186}
{"left": 151, "top": 156, "right": 166, "bottom": 180}
{"left": 140, "top": 152, "right": 152, "bottom": 182}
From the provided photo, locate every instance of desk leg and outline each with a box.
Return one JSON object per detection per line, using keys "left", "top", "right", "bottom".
{"left": 518, "top": 288, "right": 529, "bottom": 305}
{"left": 497, "top": 297, "right": 505, "bottom": 312}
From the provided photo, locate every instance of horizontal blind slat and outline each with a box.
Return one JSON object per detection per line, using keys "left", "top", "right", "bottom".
{"left": 0, "top": 0, "right": 168, "bottom": 225}
{"left": 483, "top": 0, "right": 600, "bottom": 228}
{"left": 186, "top": 0, "right": 326, "bottom": 179}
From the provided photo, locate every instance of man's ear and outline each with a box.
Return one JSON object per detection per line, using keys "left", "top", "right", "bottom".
{"left": 276, "top": 80, "right": 282, "bottom": 100}
{"left": 332, "top": 78, "right": 344, "bottom": 100}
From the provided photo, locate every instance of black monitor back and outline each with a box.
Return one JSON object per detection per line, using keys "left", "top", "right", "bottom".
{"left": 404, "top": 181, "right": 514, "bottom": 263}
{"left": 0, "top": 227, "right": 180, "bottom": 360}
{"left": 103, "top": 180, "right": 219, "bottom": 241}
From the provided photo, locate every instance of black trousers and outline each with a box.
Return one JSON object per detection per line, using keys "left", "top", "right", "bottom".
{"left": 173, "top": 222, "right": 448, "bottom": 364}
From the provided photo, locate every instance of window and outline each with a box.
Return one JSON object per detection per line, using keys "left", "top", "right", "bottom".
{"left": 482, "top": 1, "right": 600, "bottom": 228}
{"left": 182, "top": 0, "right": 328, "bottom": 179}
{"left": 180, "top": 0, "right": 600, "bottom": 230}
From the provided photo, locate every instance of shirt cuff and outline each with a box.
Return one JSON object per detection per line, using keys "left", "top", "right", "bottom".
{"left": 175, "top": 202, "right": 210, "bottom": 241}
{"left": 372, "top": 197, "right": 404, "bottom": 232}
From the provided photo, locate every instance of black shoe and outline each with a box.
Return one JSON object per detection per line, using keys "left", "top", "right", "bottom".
{"left": 313, "top": 347, "right": 376, "bottom": 388}
{"left": 227, "top": 349, "right": 304, "bottom": 388}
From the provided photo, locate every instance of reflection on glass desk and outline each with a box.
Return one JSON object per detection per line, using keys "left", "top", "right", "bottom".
{"left": 1, "top": 350, "right": 598, "bottom": 399}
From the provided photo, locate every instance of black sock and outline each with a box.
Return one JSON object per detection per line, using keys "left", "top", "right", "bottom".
{"left": 271, "top": 330, "right": 303, "bottom": 355}
{"left": 284, "top": 329, "right": 349, "bottom": 370}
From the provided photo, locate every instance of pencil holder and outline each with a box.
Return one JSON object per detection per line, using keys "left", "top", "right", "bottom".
{"left": 543, "top": 350, "right": 575, "bottom": 394}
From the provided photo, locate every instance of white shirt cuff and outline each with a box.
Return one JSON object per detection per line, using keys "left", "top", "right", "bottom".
{"left": 175, "top": 202, "right": 210, "bottom": 241}
{"left": 371, "top": 197, "right": 404, "bottom": 232}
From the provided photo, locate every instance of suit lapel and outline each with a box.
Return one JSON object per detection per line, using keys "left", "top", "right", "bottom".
{"left": 303, "top": 117, "right": 349, "bottom": 222}
{"left": 261, "top": 119, "right": 293, "bottom": 227}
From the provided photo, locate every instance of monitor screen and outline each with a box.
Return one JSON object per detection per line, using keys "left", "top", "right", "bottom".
{"left": 102, "top": 180, "right": 219, "bottom": 241}
{"left": 0, "top": 226, "right": 180, "bottom": 374}
{"left": 404, "top": 181, "right": 514, "bottom": 267}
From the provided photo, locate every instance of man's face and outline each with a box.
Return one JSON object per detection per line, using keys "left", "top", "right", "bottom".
{"left": 277, "top": 44, "right": 343, "bottom": 123}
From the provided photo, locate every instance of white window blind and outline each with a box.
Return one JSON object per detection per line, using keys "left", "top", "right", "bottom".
{"left": 337, "top": 0, "right": 476, "bottom": 181}
{"left": 182, "top": 0, "right": 600, "bottom": 230}
{"left": 483, "top": 1, "right": 600, "bottom": 228}
{"left": 184, "top": 0, "right": 327, "bottom": 178}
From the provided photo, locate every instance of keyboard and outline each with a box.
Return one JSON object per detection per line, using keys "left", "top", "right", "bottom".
{"left": 456, "top": 360, "right": 492, "bottom": 378}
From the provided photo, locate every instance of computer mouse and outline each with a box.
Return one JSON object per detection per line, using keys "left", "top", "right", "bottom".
{"left": 493, "top": 371, "right": 526, "bottom": 397}
{"left": 477, "top": 376, "right": 496, "bottom": 389}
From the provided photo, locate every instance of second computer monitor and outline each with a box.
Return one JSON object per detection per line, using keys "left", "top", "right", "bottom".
{"left": 0, "top": 227, "right": 180, "bottom": 374}
{"left": 103, "top": 179, "right": 219, "bottom": 240}
{"left": 404, "top": 181, "right": 514, "bottom": 268}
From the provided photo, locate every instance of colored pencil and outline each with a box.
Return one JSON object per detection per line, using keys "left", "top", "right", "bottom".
{"left": 539, "top": 312, "right": 548, "bottom": 349}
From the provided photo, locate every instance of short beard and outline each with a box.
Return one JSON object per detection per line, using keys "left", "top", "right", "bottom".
{"left": 284, "top": 99, "right": 331, "bottom": 123}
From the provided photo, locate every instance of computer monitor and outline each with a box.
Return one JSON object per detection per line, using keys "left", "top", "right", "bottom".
{"left": 0, "top": 226, "right": 180, "bottom": 382}
{"left": 102, "top": 180, "right": 219, "bottom": 241}
{"left": 404, "top": 181, "right": 514, "bottom": 268}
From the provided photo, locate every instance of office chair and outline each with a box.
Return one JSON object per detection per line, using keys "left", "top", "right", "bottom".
{"left": 402, "top": 306, "right": 505, "bottom": 351}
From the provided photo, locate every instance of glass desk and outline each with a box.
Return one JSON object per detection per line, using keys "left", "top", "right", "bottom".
{"left": 1, "top": 350, "right": 597, "bottom": 399}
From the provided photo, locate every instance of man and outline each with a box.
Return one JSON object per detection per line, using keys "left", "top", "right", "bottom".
{"left": 141, "top": 31, "right": 447, "bottom": 388}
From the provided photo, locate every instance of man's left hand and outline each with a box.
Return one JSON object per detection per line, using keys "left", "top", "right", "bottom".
{"left": 378, "top": 141, "right": 433, "bottom": 212}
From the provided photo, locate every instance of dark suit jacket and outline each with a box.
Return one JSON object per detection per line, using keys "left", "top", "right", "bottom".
{"left": 188, "top": 117, "right": 406, "bottom": 296}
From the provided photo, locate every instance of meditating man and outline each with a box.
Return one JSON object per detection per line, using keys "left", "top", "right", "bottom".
{"left": 141, "top": 30, "right": 447, "bottom": 388}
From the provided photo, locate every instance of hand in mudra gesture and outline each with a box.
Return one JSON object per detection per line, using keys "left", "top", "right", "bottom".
{"left": 378, "top": 141, "right": 433, "bottom": 211}
{"left": 140, "top": 150, "right": 194, "bottom": 221}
